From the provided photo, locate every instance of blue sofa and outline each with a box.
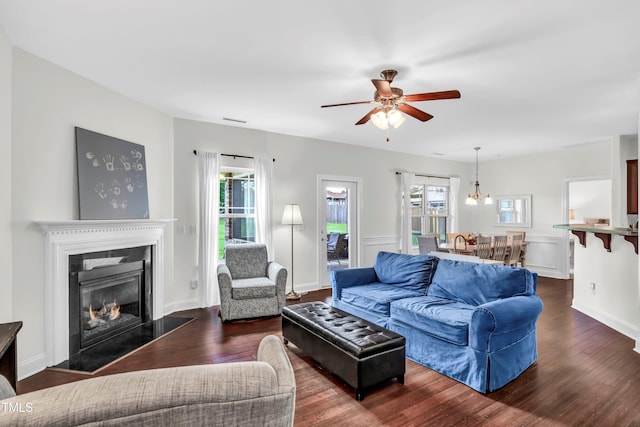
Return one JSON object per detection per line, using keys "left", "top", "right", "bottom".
{"left": 331, "top": 251, "right": 543, "bottom": 393}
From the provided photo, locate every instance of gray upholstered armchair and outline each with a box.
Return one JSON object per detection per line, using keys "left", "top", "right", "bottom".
{"left": 217, "top": 243, "right": 288, "bottom": 321}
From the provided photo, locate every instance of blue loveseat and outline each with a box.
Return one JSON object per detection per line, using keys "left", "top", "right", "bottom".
{"left": 331, "top": 251, "right": 543, "bottom": 393}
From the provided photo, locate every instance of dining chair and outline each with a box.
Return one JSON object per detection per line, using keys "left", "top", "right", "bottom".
{"left": 450, "top": 234, "right": 474, "bottom": 256}
{"left": 446, "top": 232, "right": 473, "bottom": 248}
{"left": 475, "top": 235, "right": 492, "bottom": 260}
{"left": 506, "top": 234, "right": 523, "bottom": 267}
{"left": 506, "top": 231, "right": 526, "bottom": 244}
{"left": 506, "top": 231, "right": 526, "bottom": 266}
{"left": 491, "top": 235, "right": 508, "bottom": 264}
{"left": 417, "top": 235, "right": 439, "bottom": 254}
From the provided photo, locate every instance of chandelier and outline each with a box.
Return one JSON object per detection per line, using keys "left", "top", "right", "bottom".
{"left": 466, "top": 147, "right": 492, "bottom": 205}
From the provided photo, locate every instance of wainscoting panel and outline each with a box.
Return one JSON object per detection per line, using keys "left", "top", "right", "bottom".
{"left": 523, "top": 234, "right": 569, "bottom": 279}
{"left": 362, "top": 236, "right": 400, "bottom": 266}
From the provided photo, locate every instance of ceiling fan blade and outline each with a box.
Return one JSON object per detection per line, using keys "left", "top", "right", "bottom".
{"left": 321, "top": 100, "right": 372, "bottom": 108}
{"left": 404, "top": 90, "right": 461, "bottom": 102}
{"left": 355, "top": 107, "right": 383, "bottom": 125}
{"left": 397, "top": 104, "right": 434, "bottom": 122}
{"left": 372, "top": 79, "right": 393, "bottom": 97}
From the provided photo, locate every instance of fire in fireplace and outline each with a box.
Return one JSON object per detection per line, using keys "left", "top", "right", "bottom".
{"left": 69, "top": 246, "right": 152, "bottom": 356}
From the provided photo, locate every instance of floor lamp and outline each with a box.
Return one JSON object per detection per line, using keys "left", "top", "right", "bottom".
{"left": 282, "top": 204, "right": 303, "bottom": 300}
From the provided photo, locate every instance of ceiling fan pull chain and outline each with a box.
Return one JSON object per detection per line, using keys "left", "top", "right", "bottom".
{"left": 386, "top": 128, "right": 390, "bottom": 142}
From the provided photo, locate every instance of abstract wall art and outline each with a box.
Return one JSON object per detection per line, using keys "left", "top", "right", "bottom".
{"left": 75, "top": 127, "right": 150, "bottom": 220}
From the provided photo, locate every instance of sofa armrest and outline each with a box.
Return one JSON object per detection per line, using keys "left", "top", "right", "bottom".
{"left": 267, "top": 261, "right": 287, "bottom": 289}
{"left": 330, "top": 267, "right": 378, "bottom": 299}
{"left": 217, "top": 263, "right": 233, "bottom": 300}
{"left": 469, "top": 295, "right": 543, "bottom": 352}
{"left": 0, "top": 375, "right": 15, "bottom": 400}
{"left": 267, "top": 261, "right": 288, "bottom": 308}
{"left": 257, "top": 335, "right": 295, "bottom": 393}
{"left": 0, "top": 336, "right": 295, "bottom": 426}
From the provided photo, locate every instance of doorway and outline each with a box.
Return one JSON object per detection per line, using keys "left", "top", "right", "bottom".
{"left": 562, "top": 176, "right": 611, "bottom": 277}
{"left": 318, "top": 176, "right": 361, "bottom": 287}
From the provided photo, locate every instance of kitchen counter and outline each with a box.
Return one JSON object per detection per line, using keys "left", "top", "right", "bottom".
{"left": 553, "top": 224, "right": 638, "bottom": 254}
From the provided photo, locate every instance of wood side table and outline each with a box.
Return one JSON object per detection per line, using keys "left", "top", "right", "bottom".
{"left": 0, "top": 321, "right": 23, "bottom": 391}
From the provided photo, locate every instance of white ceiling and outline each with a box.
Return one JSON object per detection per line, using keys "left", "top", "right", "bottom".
{"left": 1, "top": 0, "right": 639, "bottom": 162}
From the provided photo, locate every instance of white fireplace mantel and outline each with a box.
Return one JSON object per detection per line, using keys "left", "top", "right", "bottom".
{"left": 35, "top": 219, "right": 175, "bottom": 366}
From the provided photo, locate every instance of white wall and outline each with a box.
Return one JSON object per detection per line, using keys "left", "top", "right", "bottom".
{"left": 173, "top": 118, "right": 472, "bottom": 300}
{"left": 466, "top": 142, "right": 612, "bottom": 236}
{"left": 569, "top": 179, "right": 612, "bottom": 223}
{"left": 11, "top": 49, "right": 175, "bottom": 371}
{"left": 3, "top": 40, "right": 637, "bottom": 371}
{"left": 463, "top": 140, "right": 639, "bottom": 344}
{"left": 0, "top": 26, "right": 12, "bottom": 323}
{"left": 572, "top": 234, "right": 638, "bottom": 340}
{"left": 463, "top": 143, "right": 612, "bottom": 278}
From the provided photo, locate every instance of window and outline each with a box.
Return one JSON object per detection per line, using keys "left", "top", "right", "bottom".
{"left": 219, "top": 169, "right": 255, "bottom": 259}
{"left": 410, "top": 183, "right": 449, "bottom": 246}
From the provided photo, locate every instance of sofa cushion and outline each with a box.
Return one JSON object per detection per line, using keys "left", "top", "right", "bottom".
{"left": 231, "top": 277, "right": 276, "bottom": 299}
{"left": 373, "top": 252, "right": 438, "bottom": 293}
{"left": 391, "top": 296, "right": 474, "bottom": 346}
{"left": 340, "top": 283, "right": 424, "bottom": 316}
{"left": 428, "top": 259, "right": 537, "bottom": 306}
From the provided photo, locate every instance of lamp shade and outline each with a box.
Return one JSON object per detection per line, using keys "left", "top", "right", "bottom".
{"left": 281, "top": 204, "right": 303, "bottom": 225}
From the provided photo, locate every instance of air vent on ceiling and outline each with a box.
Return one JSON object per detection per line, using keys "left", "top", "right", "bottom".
{"left": 222, "top": 117, "right": 247, "bottom": 124}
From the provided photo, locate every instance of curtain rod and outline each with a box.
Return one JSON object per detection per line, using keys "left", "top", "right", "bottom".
{"left": 395, "top": 171, "right": 451, "bottom": 179}
{"left": 193, "top": 150, "right": 275, "bottom": 162}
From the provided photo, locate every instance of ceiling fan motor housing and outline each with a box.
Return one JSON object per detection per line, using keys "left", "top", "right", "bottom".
{"left": 374, "top": 87, "right": 404, "bottom": 103}
{"left": 380, "top": 69, "right": 398, "bottom": 82}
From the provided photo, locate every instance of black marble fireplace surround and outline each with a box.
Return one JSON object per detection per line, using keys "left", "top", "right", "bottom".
{"left": 69, "top": 246, "right": 152, "bottom": 356}
{"left": 56, "top": 245, "right": 189, "bottom": 373}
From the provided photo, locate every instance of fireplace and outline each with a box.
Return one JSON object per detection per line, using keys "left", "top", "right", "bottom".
{"left": 68, "top": 246, "right": 152, "bottom": 356}
{"left": 35, "top": 219, "right": 172, "bottom": 367}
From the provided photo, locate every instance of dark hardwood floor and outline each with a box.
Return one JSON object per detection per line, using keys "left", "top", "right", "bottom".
{"left": 18, "top": 277, "right": 640, "bottom": 426}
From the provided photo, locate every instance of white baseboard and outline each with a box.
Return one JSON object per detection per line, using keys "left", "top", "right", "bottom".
{"left": 163, "top": 299, "right": 200, "bottom": 315}
{"left": 289, "top": 281, "right": 322, "bottom": 295}
{"left": 571, "top": 300, "right": 639, "bottom": 343}
{"left": 18, "top": 353, "right": 47, "bottom": 381}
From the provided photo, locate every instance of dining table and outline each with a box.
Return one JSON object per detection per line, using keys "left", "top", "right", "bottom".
{"left": 440, "top": 238, "right": 527, "bottom": 266}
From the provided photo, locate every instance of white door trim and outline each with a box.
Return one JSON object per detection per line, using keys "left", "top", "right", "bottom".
{"left": 317, "top": 175, "right": 363, "bottom": 287}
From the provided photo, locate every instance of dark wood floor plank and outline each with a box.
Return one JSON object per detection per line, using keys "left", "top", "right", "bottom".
{"left": 16, "top": 277, "right": 640, "bottom": 426}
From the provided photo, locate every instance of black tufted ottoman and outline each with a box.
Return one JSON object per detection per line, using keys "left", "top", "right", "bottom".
{"left": 282, "top": 301, "right": 405, "bottom": 401}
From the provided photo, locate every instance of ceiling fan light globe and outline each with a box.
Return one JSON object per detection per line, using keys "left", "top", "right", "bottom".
{"left": 387, "top": 110, "right": 405, "bottom": 128}
{"left": 392, "top": 115, "right": 406, "bottom": 128}
{"left": 371, "top": 111, "right": 389, "bottom": 130}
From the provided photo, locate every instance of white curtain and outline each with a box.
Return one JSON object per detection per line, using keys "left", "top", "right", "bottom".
{"left": 400, "top": 172, "right": 415, "bottom": 254}
{"left": 196, "top": 151, "right": 220, "bottom": 307}
{"left": 449, "top": 177, "right": 461, "bottom": 233}
{"left": 254, "top": 156, "right": 273, "bottom": 258}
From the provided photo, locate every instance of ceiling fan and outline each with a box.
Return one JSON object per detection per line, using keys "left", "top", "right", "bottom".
{"left": 321, "top": 69, "right": 461, "bottom": 132}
